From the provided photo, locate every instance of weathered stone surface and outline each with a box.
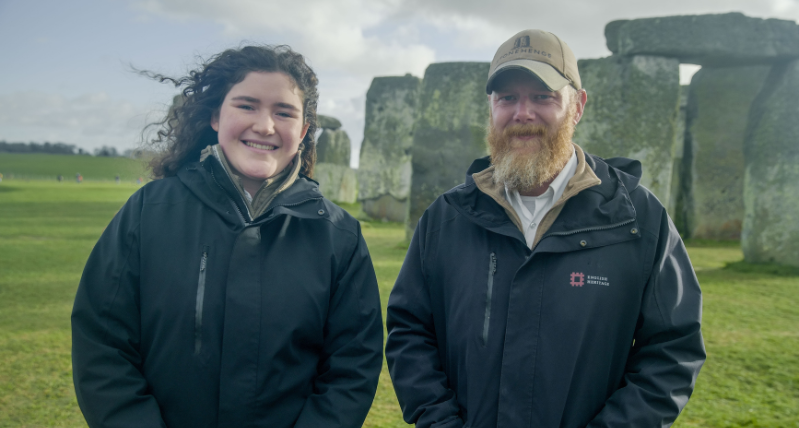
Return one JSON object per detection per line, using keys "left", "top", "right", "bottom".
{"left": 606, "top": 13, "right": 799, "bottom": 66}
{"left": 316, "top": 129, "right": 351, "bottom": 166}
{"left": 407, "top": 62, "right": 490, "bottom": 237}
{"left": 682, "top": 65, "right": 770, "bottom": 240}
{"left": 742, "top": 60, "right": 799, "bottom": 267}
{"left": 362, "top": 194, "right": 408, "bottom": 223}
{"left": 317, "top": 115, "right": 342, "bottom": 130}
{"left": 574, "top": 55, "right": 680, "bottom": 207}
{"left": 357, "top": 74, "right": 421, "bottom": 222}
{"left": 668, "top": 85, "right": 688, "bottom": 233}
{"left": 314, "top": 162, "right": 357, "bottom": 204}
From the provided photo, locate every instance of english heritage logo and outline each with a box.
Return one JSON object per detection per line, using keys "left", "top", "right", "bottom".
{"left": 570, "top": 272, "right": 610, "bottom": 287}
{"left": 570, "top": 272, "right": 584, "bottom": 287}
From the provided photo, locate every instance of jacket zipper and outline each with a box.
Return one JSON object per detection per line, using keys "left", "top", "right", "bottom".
{"left": 194, "top": 247, "right": 209, "bottom": 355}
{"left": 482, "top": 252, "right": 497, "bottom": 346}
{"left": 210, "top": 167, "right": 250, "bottom": 225}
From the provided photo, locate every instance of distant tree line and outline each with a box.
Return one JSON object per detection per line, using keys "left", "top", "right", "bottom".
{"left": 0, "top": 140, "right": 83, "bottom": 155}
{"left": 0, "top": 141, "right": 153, "bottom": 158}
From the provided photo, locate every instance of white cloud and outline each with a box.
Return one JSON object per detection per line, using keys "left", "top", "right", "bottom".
{"left": 0, "top": 91, "right": 161, "bottom": 150}
{"left": 132, "top": 0, "right": 435, "bottom": 78}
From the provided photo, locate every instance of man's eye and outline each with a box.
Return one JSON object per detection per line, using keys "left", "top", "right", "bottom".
{"left": 502, "top": 95, "right": 515, "bottom": 101}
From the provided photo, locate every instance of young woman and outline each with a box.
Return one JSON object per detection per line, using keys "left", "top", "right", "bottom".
{"left": 71, "top": 45, "right": 383, "bottom": 427}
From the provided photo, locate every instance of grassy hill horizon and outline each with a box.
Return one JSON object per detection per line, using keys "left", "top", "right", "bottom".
{"left": 0, "top": 153, "right": 150, "bottom": 182}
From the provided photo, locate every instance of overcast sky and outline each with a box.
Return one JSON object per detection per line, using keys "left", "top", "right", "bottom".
{"left": 1, "top": 0, "right": 797, "bottom": 166}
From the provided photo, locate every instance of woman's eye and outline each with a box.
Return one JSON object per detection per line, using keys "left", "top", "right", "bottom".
{"left": 237, "top": 104, "right": 255, "bottom": 111}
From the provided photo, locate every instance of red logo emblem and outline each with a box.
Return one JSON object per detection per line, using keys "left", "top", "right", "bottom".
{"left": 570, "top": 272, "right": 585, "bottom": 287}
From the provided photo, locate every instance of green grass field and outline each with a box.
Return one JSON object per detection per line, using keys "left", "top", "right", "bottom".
{"left": 1, "top": 177, "right": 797, "bottom": 427}
{"left": 0, "top": 153, "right": 149, "bottom": 182}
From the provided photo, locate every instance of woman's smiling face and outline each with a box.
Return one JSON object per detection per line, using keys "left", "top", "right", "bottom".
{"left": 211, "top": 71, "right": 309, "bottom": 183}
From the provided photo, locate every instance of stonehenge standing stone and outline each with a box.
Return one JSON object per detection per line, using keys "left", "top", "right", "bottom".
{"left": 357, "top": 74, "right": 421, "bottom": 222}
{"left": 606, "top": 13, "right": 799, "bottom": 66}
{"left": 407, "top": 62, "right": 490, "bottom": 238}
{"left": 313, "top": 115, "right": 357, "bottom": 203}
{"left": 682, "top": 65, "right": 770, "bottom": 240}
{"left": 742, "top": 60, "right": 799, "bottom": 267}
{"left": 668, "top": 86, "right": 688, "bottom": 233}
{"left": 314, "top": 163, "right": 358, "bottom": 204}
{"left": 316, "top": 129, "right": 351, "bottom": 166}
{"left": 573, "top": 55, "right": 681, "bottom": 207}
{"left": 317, "top": 114, "right": 342, "bottom": 131}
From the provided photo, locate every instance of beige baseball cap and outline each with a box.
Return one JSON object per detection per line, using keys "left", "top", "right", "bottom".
{"left": 486, "top": 29, "right": 581, "bottom": 94}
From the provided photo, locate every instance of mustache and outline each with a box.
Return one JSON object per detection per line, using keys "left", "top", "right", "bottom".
{"left": 503, "top": 124, "right": 548, "bottom": 139}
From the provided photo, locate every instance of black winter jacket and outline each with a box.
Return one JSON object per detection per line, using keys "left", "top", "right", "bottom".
{"left": 386, "top": 154, "right": 705, "bottom": 428}
{"left": 72, "top": 156, "right": 383, "bottom": 427}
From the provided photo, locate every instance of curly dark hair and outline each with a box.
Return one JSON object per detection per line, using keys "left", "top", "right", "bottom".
{"left": 143, "top": 44, "right": 319, "bottom": 178}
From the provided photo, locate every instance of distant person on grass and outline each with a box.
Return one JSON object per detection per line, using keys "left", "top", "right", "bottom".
{"left": 385, "top": 29, "right": 706, "bottom": 428}
{"left": 72, "top": 45, "right": 383, "bottom": 427}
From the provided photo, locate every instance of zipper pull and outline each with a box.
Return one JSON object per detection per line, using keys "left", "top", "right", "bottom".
{"left": 490, "top": 252, "right": 497, "bottom": 274}
{"left": 200, "top": 252, "right": 207, "bottom": 272}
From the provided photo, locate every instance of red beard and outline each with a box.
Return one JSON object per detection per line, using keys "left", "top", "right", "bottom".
{"left": 488, "top": 104, "right": 576, "bottom": 193}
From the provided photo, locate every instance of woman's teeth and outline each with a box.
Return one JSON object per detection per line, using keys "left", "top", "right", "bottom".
{"left": 243, "top": 141, "right": 276, "bottom": 150}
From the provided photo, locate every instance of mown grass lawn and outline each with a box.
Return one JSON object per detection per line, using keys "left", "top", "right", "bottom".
{"left": 0, "top": 179, "right": 797, "bottom": 427}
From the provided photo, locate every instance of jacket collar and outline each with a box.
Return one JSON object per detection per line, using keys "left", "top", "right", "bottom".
{"left": 443, "top": 143, "right": 642, "bottom": 251}
{"left": 177, "top": 155, "right": 323, "bottom": 226}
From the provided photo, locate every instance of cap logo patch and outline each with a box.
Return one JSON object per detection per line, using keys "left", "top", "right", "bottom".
{"left": 513, "top": 35, "right": 530, "bottom": 48}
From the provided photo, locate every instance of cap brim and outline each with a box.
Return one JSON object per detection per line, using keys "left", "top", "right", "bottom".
{"left": 486, "top": 59, "right": 571, "bottom": 94}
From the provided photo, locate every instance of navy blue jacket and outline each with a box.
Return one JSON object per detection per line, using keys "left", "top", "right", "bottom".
{"left": 72, "top": 156, "right": 383, "bottom": 427}
{"left": 386, "top": 154, "right": 705, "bottom": 428}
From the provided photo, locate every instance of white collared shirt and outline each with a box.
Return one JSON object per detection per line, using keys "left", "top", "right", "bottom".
{"left": 505, "top": 150, "right": 578, "bottom": 248}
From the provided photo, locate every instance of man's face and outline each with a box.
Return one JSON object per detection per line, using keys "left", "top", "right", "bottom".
{"left": 487, "top": 69, "right": 586, "bottom": 193}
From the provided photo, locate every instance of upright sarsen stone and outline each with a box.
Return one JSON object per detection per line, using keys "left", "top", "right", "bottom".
{"left": 606, "top": 13, "right": 799, "bottom": 66}
{"left": 574, "top": 55, "right": 681, "bottom": 206}
{"left": 668, "top": 85, "right": 688, "bottom": 233}
{"left": 357, "top": 75, "right": 421, "bottom": 222}
{"left": 742, "top": 60, "right": 799, "bottom": 267}
{"left": 407, "top": 62, "right": 490, "bottom": 238}
{"left": 316, "top": 129, "right": 351, "bottom": 166}
{"left": 682, "top": 65, "right": 770, "bottom": 239}
{"left": 313, "top": 116, "right": 357, "bottom": 203}
{"left": 315, "top": 163, "right": 357, "bottom": 204}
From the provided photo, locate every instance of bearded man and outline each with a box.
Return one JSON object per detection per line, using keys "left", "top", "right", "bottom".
{"left": 385, "top": 29, "right": 705, "bottom": 428}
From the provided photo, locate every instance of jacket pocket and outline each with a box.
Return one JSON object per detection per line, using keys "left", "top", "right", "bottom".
{"left": 482, "top": 252, "right": 497, "bottom": 346}
{"left": 194, "top": 246, "right": 209, "bottom": 355}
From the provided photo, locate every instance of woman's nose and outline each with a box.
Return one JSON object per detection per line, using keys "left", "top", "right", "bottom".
{"left": 252, "top": 113, "right": 275, "bottom": 134}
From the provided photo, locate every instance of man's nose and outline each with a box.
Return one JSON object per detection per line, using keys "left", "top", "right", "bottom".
{"left": 252, "top": 113, "right": 275, "bottom": 134}
{"left": 514, "top": 99, "right": 536, "bottom": 122}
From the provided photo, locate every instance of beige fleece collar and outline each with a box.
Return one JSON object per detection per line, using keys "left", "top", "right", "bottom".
{"left": 200, "top": 144, "right": 302, "bottom": 219}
